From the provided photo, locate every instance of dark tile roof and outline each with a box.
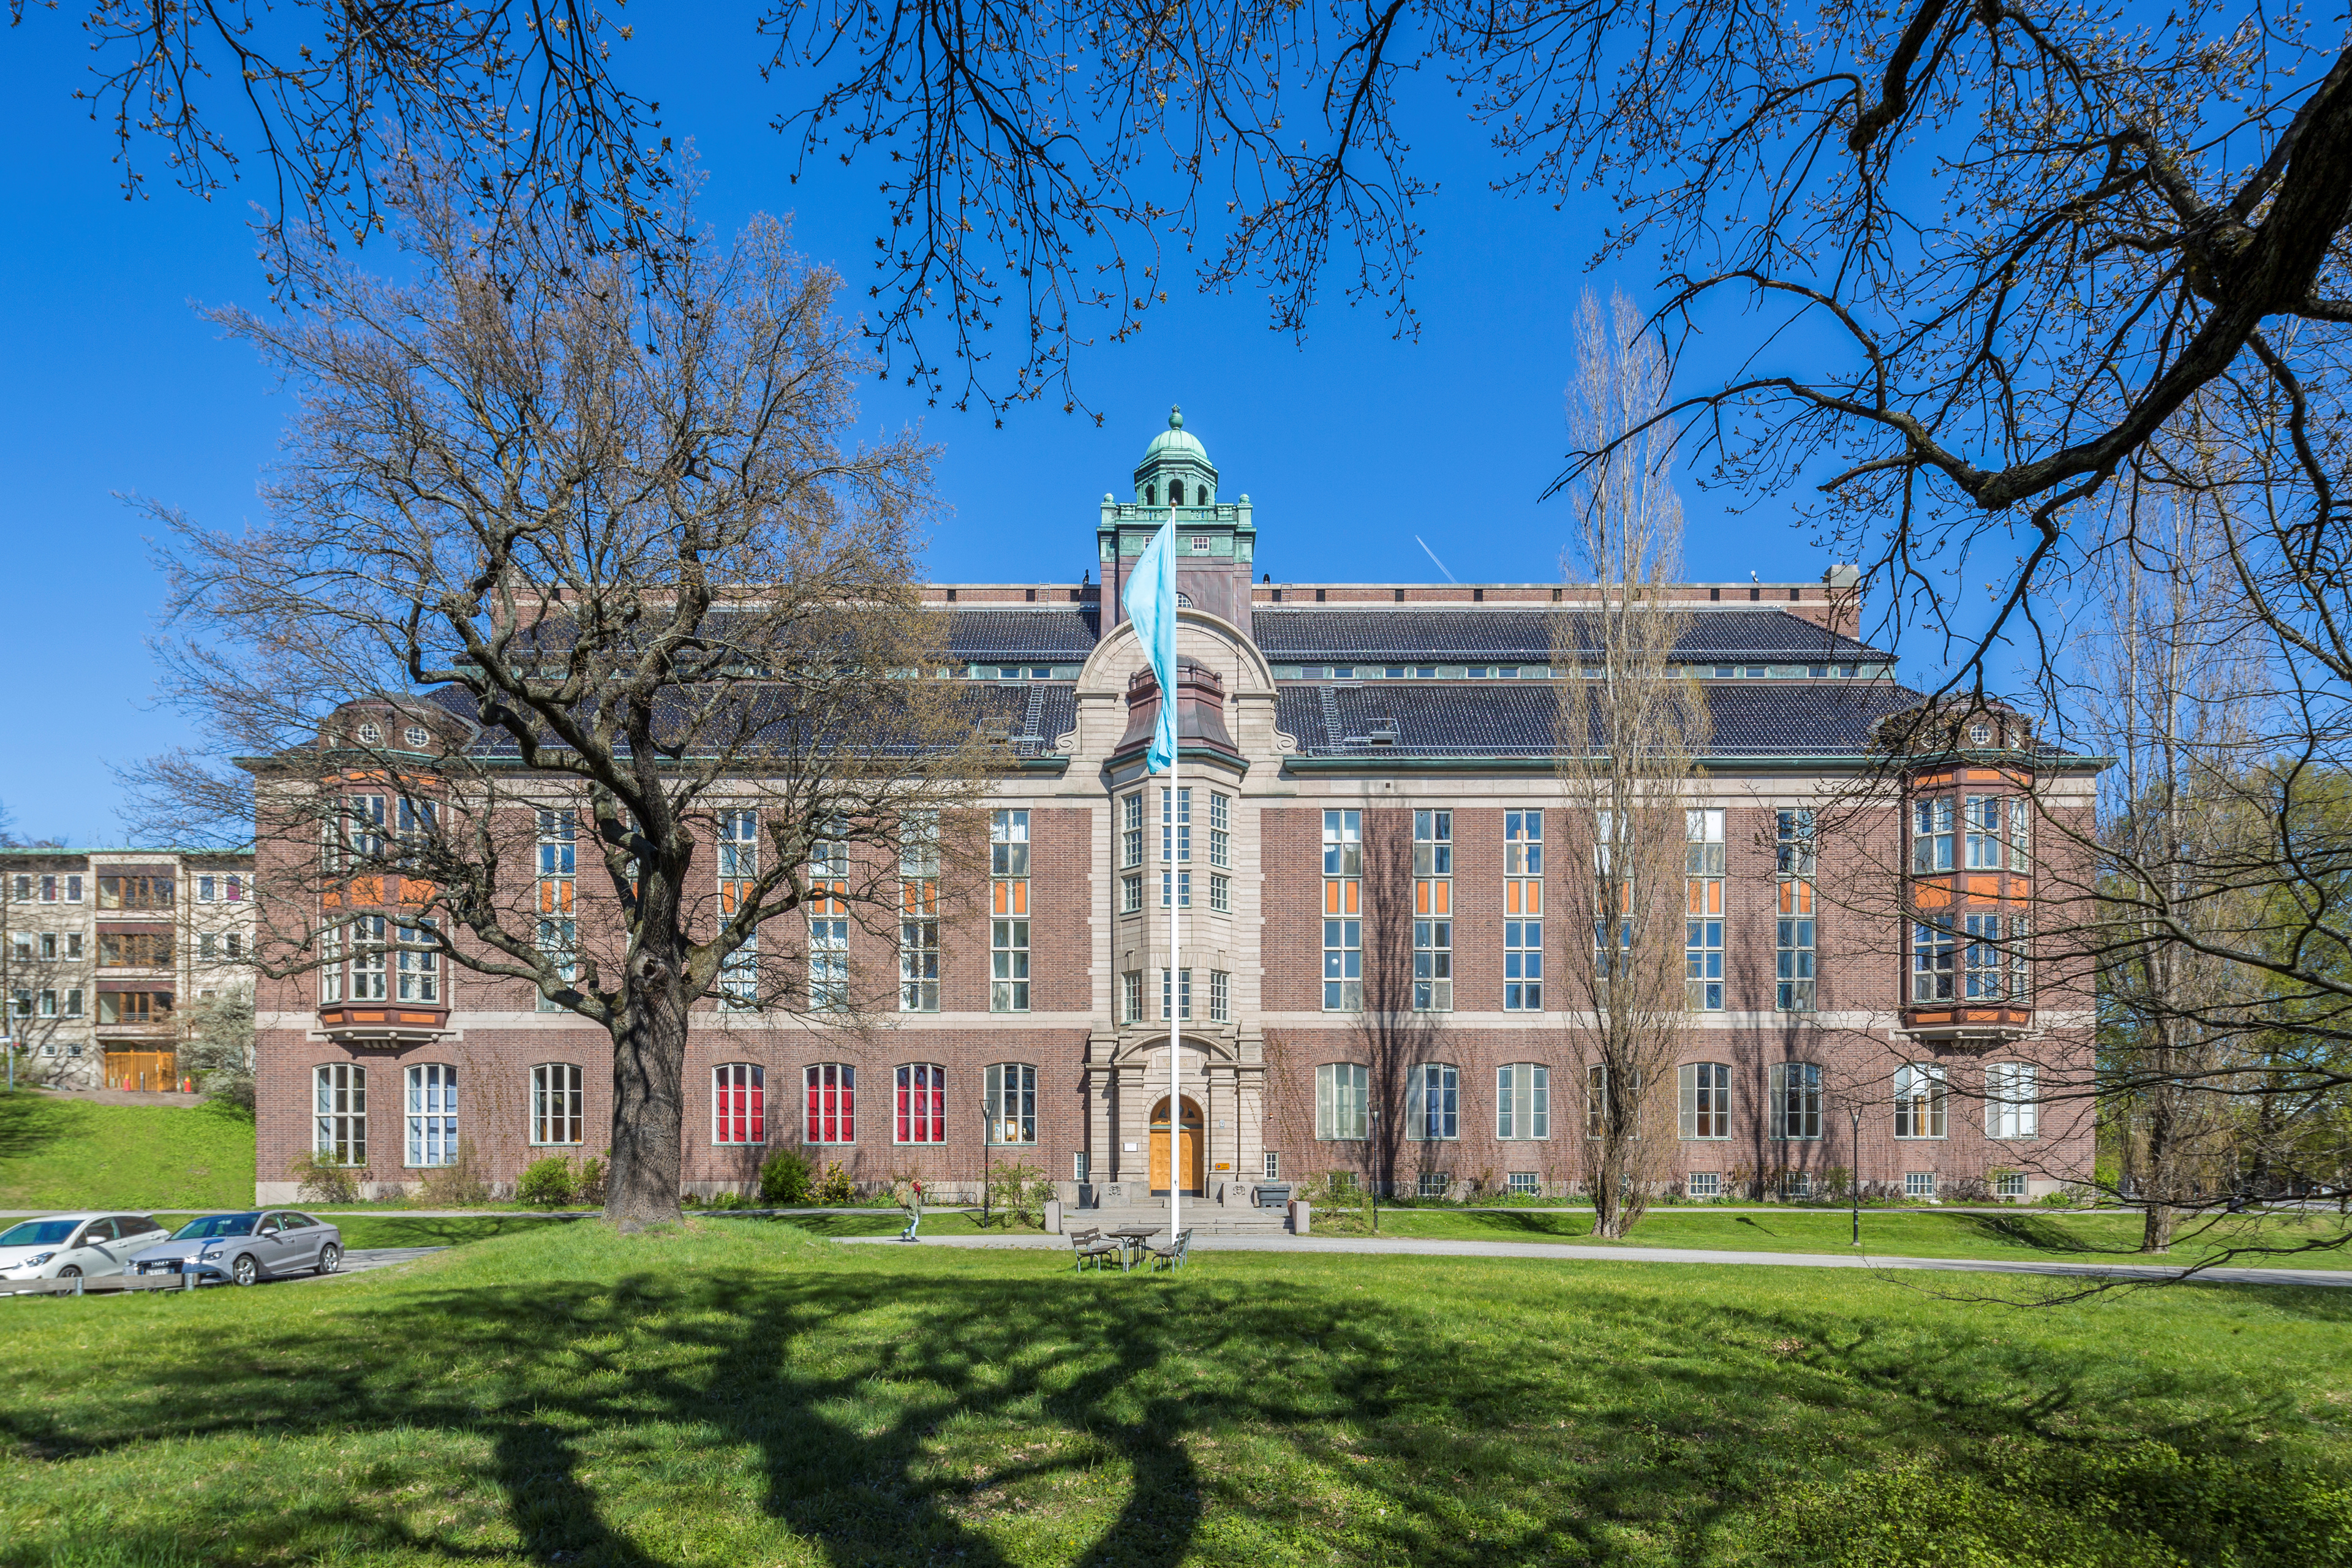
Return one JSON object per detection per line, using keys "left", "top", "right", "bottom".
{"left": 421, "top": 679, "right": 1079, "bottom": 761}
{"left": 1277, "top": 680, "right": 1924, "bottom": 759}
{"left": 940, "top": 608, "right": 1100, "bottom": 660}
{"left": 1254, "top": 608, "right": 1890, "bottom": 663}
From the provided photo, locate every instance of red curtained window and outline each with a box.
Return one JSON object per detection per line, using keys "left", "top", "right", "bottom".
{"left": 713, "top": 1063, "right": 764, "bottom": 1145}
{"left": 895, "top": 1063, "right": 944, "bottom": 1144}
{"left": 805, "top": 1063, "right": 855, "bottom": 1143}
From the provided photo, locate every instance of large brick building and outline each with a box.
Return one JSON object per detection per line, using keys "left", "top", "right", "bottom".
{"left": 251, "top": 411, "right": 2097, "bottom": 1204}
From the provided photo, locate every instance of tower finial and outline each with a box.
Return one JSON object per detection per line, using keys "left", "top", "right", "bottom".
{"left": 1169, "top": 404, "right": 1184, "bottom": 430}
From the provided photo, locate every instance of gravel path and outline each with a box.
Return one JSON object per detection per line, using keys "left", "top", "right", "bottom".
{"left": 838, "top": 1231, "right": 2352, "bottom": 1287}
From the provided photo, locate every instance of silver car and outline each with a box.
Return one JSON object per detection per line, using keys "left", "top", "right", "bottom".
{"left": 129, "top": 1210, "right": 344, "bottom": 1286}
{"left": 0, "top": 1213, "right": 173, "bottom": 1283}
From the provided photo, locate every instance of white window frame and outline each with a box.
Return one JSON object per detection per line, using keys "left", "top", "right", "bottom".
{"left": 314, "top": 1063, "right": 367, "bottom": 1164}
{"left": 404, "top": 1063, "right": 458, "bottom": 1168}
{"left": 1985, "top": 1061, "right": 2038, "bottom": 1139}
{"left": 1894, "top": 1064, "right": 1947, "bottom": 1139}
{"left": 1405, "top": 1061, "right": 1458, "bottom": 1142}
{"left": 1315, "top": 1061, "right": 1369, "bottom": 1141}
{"left": 984, "top": 1061, "right": 1037, "bottom": 1144}
{"left": 1686, "top": 1171, "right": 1722, "bottom": 1198}
{"left": 895, "top": 1062, "right": 946, "bottom": 1145}
{"left": 1770, "top": 1061, "right": 1822, "bottom": 1140}
{"left": 712, "top": 1062, "right": 766, "bottom": 1145}
{"left": 805, "top": 1061, "right": 857, "bottom": 1144}
{"left": 1679, "top": 1061, "right": 1732, "bottom": 1139}
{"left": 1496, "top": 1063, "right": 1550, "bottom": 1140}
{"left": 530, "top": 1062, "right": 585, "bottom": 1145}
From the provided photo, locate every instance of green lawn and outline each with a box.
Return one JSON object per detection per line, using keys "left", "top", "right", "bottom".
{"left": 0, "top": 1090, "right": 254, "bottom": 1211}
{"left": 1, "top": 1223, "right": 2346, "bottom": 1566}
{"left": 1355, "top": 1206, "right": 2352, "bottom": 1270}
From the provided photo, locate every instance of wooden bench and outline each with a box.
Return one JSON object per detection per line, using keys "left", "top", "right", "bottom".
{"left": 1143, "top": 1228, "right": 1193, "bottom": 1272}
{"left": 1067, "top": 1227, "right": 1122, "bottom": 1272}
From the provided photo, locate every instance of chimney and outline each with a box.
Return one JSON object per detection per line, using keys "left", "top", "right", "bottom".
{"left": 1822, "top": 563, "right": 1863, "bottom": 641}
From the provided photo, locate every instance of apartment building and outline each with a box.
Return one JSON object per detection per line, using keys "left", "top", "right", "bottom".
{"left": 1, "top": 848, "right": 258, "bottom": 1089}
{"left": 249, "top": 410, "right": 2098, "bottom": 1204}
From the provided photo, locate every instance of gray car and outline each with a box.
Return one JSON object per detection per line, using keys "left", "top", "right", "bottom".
{"left": 129, "top": 1210, "right": 344, "bottom": 1286}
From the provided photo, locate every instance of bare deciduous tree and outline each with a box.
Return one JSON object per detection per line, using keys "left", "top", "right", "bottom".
{"left": 124, "top": 181, "right": 995, "bottom": 1229}
{"left": 1555, "top": 289, "right": 1708, "bottom": 1239}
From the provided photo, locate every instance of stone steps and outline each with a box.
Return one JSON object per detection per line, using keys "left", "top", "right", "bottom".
{"left": 1071, "top": 1204, "right": 1291, "bottom": 1238}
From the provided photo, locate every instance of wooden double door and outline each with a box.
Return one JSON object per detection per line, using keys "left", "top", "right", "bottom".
{"left": 105, "top": 1050, "right": 178, "bottom": 1091}
{"left": 1147, "top": 1096, "right": 1205, "bottom": 1196}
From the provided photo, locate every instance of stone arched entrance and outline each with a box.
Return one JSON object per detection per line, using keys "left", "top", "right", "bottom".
{"left": 1148, "top": 1096, "right": 1205, "bottom": 1196}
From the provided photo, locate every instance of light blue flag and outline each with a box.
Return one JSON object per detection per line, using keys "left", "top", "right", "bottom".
{"left": 1122, "top": 521, "right": 1178, "bottom": 773}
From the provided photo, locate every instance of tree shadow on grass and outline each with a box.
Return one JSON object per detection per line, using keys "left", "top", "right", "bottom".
{"left": 0, "top": 1090, "right": 89, "bottom": 1169}
{"left": 0, "top": 1251, "right": 2343, "bottom": 1567}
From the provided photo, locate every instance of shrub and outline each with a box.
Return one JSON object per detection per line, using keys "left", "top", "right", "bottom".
{"left": 576, "top": 1155, "right": 608, "bottom": 1206}
{"left": 813, "top": 1161, "right": 856, "bottom": 1205}
{"left": 983, "top": 1161, "right": 1049, "bottom": 1227}
{"left": 760, "top": 1148, "right": 813, "bottom": 1205}
{"left": 517, "top": 1155, "right": 578, "bottom": 1208}
{"left": 416, "top": 1137, "right": 491, "bottom": 1207}
{"left": 287, "top": 1150, "right": 360, "bottom": 1205}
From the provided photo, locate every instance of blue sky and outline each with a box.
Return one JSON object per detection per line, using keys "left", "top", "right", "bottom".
{"left": 0, "top": 11, "right": 1868, "bottom": 844}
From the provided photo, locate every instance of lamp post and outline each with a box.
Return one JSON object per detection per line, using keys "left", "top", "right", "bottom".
{"left": 1849, "top": 1101, "right": 1864, "bottom": 1246}
{"left": 1368, "top": 1103, "right": 1381, "bottom": 1234}
{"left": 981, "top": 1095, "right": 999, "bottom": 1227}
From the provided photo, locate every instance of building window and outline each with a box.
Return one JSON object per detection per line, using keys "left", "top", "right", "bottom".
{"left": 536, "top": 808, "right": 576, "bottom": 1012}
{"left": 1912, "top": 797, "right": 1954, "bottom": 872}
{"left": 314, "top": 1063, "right": 366, "bottom": 1164}
{"left": 1686, "top": 1170, "right": 1721, "bottom": 1198}
{"left": 719, "top": 936, "right": 761, "bottom": 1009}
{"left": 1911, "top": 917, "right": 1956, "bottom": 1001}
{"left": 1324, "top": 913, "right": 1362, "bottom": 1011}
{"left": 805, "top": 1063, "right": 856, "bottom": 1144}
{"left": 1413, "top": 917, "right": 1453, "bottom": 1011}
{"left": 809, "top": 918, "right": 848, "bottom": 1011}
{"left": 991, "top": 809, "right": 1030, "bottom": 876}
{"left": 1962, "top": 795, "right": 2008, "bottom": 869}
{"left": 1894, "top": 1064, "right": 1947, "bottom": 1139}
{"left": 1679, "top": 1062, "right": 1732, "bottom": 1139}
{"left": 1406, "top": 1062, "right": 1458, "bottom": 1141}
{"left": 1162, "top": 968, "right": 1192, "bottom": 1020}
{"left": 1121, "top": 872, "right": 1144, "bottom": 913}
{"left": 1963, "top": 913, "right": 2010, "bottom": 1000}
{"left": 1505, "top": 919, "right": 1544, "bottom": 1010}
{"left": 1496, "top": 1063, "right": 1550, "bottom": 1140}
{"left": 1417, "top": 1172, "right": 1450, "bottom": 1199}
{"left": 1904, "top": 1171, "right": 1938, "bottom": 1200}
{"left": 1162, "top": 868, "right": 1191, "bottom": 908}
{"left": 36, "top": 989, "right": 55, "bottom": 1017}
{"left": 1076, "top": 1151, "right": 1091, "bottom": 1183}
{"left": 531, "top": 1063, "right": 584, "bottom": 1145}
{"left": 1770, "top": 1061, "right": 1822, "bottom": 1140}
{"left": 1685, "top": 880, "right": 1724, "bottom": 1010}
{"left": 2009, "top": 797, "right": 2030, "bottom": 869}
{"left": 1316, "top": 1062, "right": 1369, "bottom": 1140}
{"left": 990, "top": 916, "right": 1030, "bottom": 1013}
{"left": 98, "top": 931, "right": 173, "bottom": 968}
{"left": 1507, "top": 1170, "right": 1540, "bottom": 1196}
{"left": 97, "top": 990, "right": 172, "bottom": 1026}
{"left": 900, "top": 813, "right": 940, "bottom": 1013}
{"left": 63, "top": 989, "right": 82, "bottom": 1017}
{"left": 2010, "top": 916, "right": 2032, "bottom": 1000}
{"left": 346, "top": 915, "right": 390, "bottom": 1000}
{"left": 1684, "top": 809, "right": 1725, "bottom": 874}
{"left": 718, "top": 807, "right": 759, "bottom": 915}
{"left": 1324, "top": 807, "right": 1363, "bottom": 1011}
{"left": 1208, "top": 791, "right": 1231, "bottom": 869}
{"left": 1264, "top": 1151, "right": 1281, "bottom": 1180}
{"left": 895, "top": 1063, "right": 946, "bottom": 1144}
{"left": 1776, "top": 880, "right": 1815, "bottom": 1010}
{"left": 396, "top": 919, "right": 439, "bottom": 1002}
{"left": 1163, "top": 786, "right": 1191, "bottom": 864}
{"left": 1120, "top": 969, "right": 1144, "bottom": 1023}
{"left": 985, "top": 1062, "right": 1036, "bottom": 1144}
{"left": 713, "top": 1063, "right": 766, "bottom": 1145}
{"left": 1208, "top": 970, "right": 1231, "bottom": 1023}
{"left": 1994, "top": 1170, "right": 2028, "bottom": 1199}
{"left": 1208, "top": 873, "right": 1231, "bottom": 912}
{"left": 1585, "top": 1063, "right": 1643, "bottom": 1139}
{"left": 1986, "top": 1062, "right": 2038, "bottom": 1139}
{"left": 1783, "top": 1171, "right": 1813, "bottom": 1199}
{"left": 1120, "top": 791, "right": 1145, "bottom": 870}
{"left": 1775, "top": 809, "right": 1816, "bottom": 875}
{"left": 405, "top": 1063, "right": 458, "bottom": 1167}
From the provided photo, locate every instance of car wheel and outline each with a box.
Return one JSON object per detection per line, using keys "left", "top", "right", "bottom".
{"left": 317, "top": 1243, "right": 342, "bottom": 1275}
{"left": 57, "top": 1265, "right": 81, "bottom": 1280}
{"left": 231, "top": 1254, "right": 258, "bottom": 1287}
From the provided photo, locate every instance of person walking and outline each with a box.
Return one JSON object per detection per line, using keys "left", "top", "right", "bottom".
{"left": 898, "top": 1177, "right": 924, "bottom": 1242}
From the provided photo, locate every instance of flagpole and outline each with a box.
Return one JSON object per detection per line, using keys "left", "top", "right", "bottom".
{"left": 1168, "top": 578, "right": 1182, "bottom": 1253}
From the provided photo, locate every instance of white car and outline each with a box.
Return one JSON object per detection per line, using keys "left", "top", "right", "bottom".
{"left": 0, "top": 1213, "right": 173, "bottom": 1283}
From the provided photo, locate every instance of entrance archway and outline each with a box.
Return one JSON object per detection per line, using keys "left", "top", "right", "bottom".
{"left": 1148, "top": 1096, "right": 1205, "bottom": 1196}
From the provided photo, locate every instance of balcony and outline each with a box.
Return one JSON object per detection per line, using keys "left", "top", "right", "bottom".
{"left": 1899, "top": 1002, "right": 2035, "bottom": 1049}
{"left": 317, "top": 1000, "right": 450, "bottom": 1047}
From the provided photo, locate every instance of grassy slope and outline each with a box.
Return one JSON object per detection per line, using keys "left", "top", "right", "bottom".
{"left": 757, "top": 1205, "right": 2352, "bottom": 1270}
{"left": 0, "top": 1091, "right": 255, "bottom": 1211}
{"left": 1, "top": 1223, "right": 2346, "bottom": 1567}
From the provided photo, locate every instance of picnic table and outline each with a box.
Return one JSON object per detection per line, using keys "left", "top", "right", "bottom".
{"left": 1106, "top": 1224, "right": 1162, "bottom": 1273}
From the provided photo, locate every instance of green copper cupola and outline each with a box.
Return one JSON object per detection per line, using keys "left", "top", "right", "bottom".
{"left": 1100, "top": 405, "right": 1257, "bottom": 633}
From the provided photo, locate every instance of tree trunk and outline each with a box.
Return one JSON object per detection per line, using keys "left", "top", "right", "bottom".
{"left": 605, "top": 944, "right": 689, "bottom": 1231}
{"left": 2140, "top": 1088, "right": 2178, "bottom": 1253}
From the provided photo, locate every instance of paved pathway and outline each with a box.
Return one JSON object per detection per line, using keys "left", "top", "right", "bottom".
{"left": 840, "top": 1231, "right": 2352, "bottom": 1288}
